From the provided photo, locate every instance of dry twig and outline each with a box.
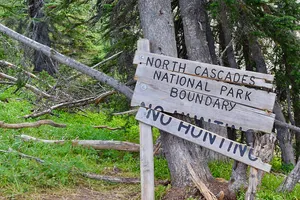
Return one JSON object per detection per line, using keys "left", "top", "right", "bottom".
{"left": 0, "top": 120, "right": 66, "bottom": 128}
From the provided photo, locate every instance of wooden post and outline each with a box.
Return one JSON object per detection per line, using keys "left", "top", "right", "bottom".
{"left": 137, "top": 39, "right": 155, "bottom": 200}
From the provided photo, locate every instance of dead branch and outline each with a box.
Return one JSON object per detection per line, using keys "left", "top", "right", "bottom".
{"left": 274, "top": 119, "right": 300, "bottom": 133}
{"left": 93, "top": 125, "right": 121, "bottom": 130}
{"left": 0, "top": 72, "right": 55, "bottom": 99}
{"left": 24, "top": 91, "right": 115, "bottom": 118}
{"left": 82, "top": 172, "right": 170, "bottom": 186}
{"left": 186, "top": 162, "right": 218, "bottom": 200}
{"left": 0, "top": 23, "right": 133, "bottom": 100}
{"left": 18, "top": 134, "right": 140, "bottom": 152}
{"left": 0, "top": 120, "right": 66, "bottom": 128}
{"left": 66, "top": 51, "right": 123, "bottom": 81}
{"left": 0, "top": 60, "right": 39, "bottom": 80}
{"left": 0, "top": 147, "right": 45, "bottom": 163}
{"left": 113, "top": 109, "right": 138, "bottom": 116}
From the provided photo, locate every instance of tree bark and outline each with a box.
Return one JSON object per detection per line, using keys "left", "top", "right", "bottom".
{"left": 0, "top": 23, "right": 133, "bottom": 100}
{"left": 218, "top": 1, "right": 238, "bottom": 69}
{"left": 274, "top": 101, "right": 295, "bottom": 165}
{"left": 28, "top": 0, "right": 57, "bottom": 75}
{"left": 277, "top": 157, "right": 300, "bottom": 192}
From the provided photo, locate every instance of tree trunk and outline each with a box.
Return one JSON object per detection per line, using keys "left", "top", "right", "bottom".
{"left": 218, "top": 0, "right": 238, "bottom": 69}
{"left": 277, "top": 157, "right": 300, "bottom": 192}
{"left": 274, "top": 101, "right": 295, "bottom": 165}
{"left": 28, "top": 0, "right": 57, "bottom": 75}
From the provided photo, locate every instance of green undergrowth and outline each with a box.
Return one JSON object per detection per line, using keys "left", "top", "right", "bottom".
{"left": 0, "top": 87, "right": 300, "bottom": 199}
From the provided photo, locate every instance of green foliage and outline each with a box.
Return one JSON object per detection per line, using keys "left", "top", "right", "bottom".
{"left": 270, "top": 157, "right": 294, "bottom": 174}
{"left": 208, "top": 160, "right": 232, "bottom": 180}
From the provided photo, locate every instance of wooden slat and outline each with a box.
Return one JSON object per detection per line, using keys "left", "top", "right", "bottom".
{"left": 134, "top": 51, "right": 274, "bottom": 89}
{"left": 135, "top": 65, "right": 276, "bottom": 111}
{"left": 137, "top": 38, "right": 154, "bottom": 200}
{"left": 136, "top": 107, "right": 271, "bottom": 172}
{"left": 131, "top": 81, "right": 275, "bottom": 133}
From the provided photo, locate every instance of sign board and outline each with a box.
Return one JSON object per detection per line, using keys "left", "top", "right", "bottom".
{"left": 132, "top": 52, "right": 276, "bottom": 133}
{"left": 136, "top": 107, "right": 271, "bottom": 172}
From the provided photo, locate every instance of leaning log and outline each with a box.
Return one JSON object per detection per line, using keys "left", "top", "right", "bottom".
{"left": 18, "top": 134, "right": 140, "bottom": 152}
{"left": 0, "top": 120, "right": 66, "bottom": 128}
{"left": 0, "top": 23, "right": 133, "bottom": 100}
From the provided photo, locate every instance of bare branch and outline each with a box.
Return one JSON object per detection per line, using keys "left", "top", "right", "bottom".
{"left": 274, "top": 119, "right": 300, "bottom": 133}
{"left": 18, "top": 134, "right": 140, "bottom": 152}
{"left": 0, "top": 148, "right": 45, "bottom": 163}
{"left": 113, "top": 109, "right": 138, "bottom": 116}
{"left": 93, "top": 125, "right": 121, "bottom": 130}
{"left": 0, "top": 72, "right": 55, "bottom": 99}
{"left": 24, "top": 91, "right": 115, "bottom": 118}
{"left": 0, "top": 120, "right": 66, "bottom": 128}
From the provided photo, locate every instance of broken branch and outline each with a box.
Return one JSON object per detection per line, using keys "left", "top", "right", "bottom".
{"left": 113, "top": 109, "right": 138, "bottom": 116}
{"left": 18, "top": 134, "right": 140, "bottom": 152}
{"left": 24, "top": 90, "right": 115, "bottom": 118}
{"left": 0, "top": 147, "right": 45, "bottom": 163}
{"left": 0, "top": 120, "right": 66, "bottom": 129}
{"left": 93, "top": 125, "right": 121, "bottom": 130}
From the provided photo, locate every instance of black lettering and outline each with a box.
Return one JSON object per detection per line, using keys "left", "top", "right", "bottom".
{"left": 248, "top": 149, "right": 258, "bottom": 161}
{"left": 178, "top": 63, "right": 186, "bottom": 73}
{"left": 227, "top": 88, "right": 234, "bottom": 97}
{"left": 236, "top": 89, "right": 243, "bottom": 99}
{"left": 219, "top": 138, "right": 225, "bottom": 148}
{"left": 146, "top": 109, "right": 160, "bottom": 121}
{"left": 170, "top": 87, "right": 178, "bottom": 98}
{"left": 242, "top": 75, "right": 248, "bottom": 84}
{"left": 204, "top": 82, "right": 211, "bottom": 92}
{"left": 169, "top": 73, "right": 176, "bottom": 83}
{"left": 210, "top": 68, "right": 216, "bottom": 79}
{"left": 187, "top": 92, "right": 195, "bottom": 101}
{"left": 153, "top": 70, "right": 161, "bottom": 80}
{"left": 179, "top": 77, "right": 187, "bottom": 86}
{"left": 155, "top": 59, "right": 162, "bottom": 68}
{"left": 203, "top": 131, "right": 208, "bottom": 142}
{"left": 146, "top": 57, "right": 154, "bottom": 66}
{"left": 250, "top": 76, "right": 255, "bottom": 85}
{"left": 201, "top": 68, "right": 209, "bottom": 77}
{"left": 172, "top": 61, "right": 178, "bottom": 71}
{"left": 209, "top": 133, "right": 216, "bottom": 145}
{"left": 233, "top": 144, "right": 239, "bottom": 154}
{"left": 233, "top": 73, "right": 241, "bottom": 82}
{"left": 221, "top": 100, "right": 229, "bottom": 111}
{"left": 195, "top": 66, "right": 201, "bottom": 75}
{"left": 245, "top": 91, "right": 252, "bottom": 101}
{"left": 224, "top": 72, "right": 232, "bottom": 82}
{"left": 178, "top": 121, "right": 191, "bottom": 134}
{"left": 195, "top": 94, "right": 204, "bottom": 104}
{"left": 195, "top": 80, "right": 203, "bottom": 90}
{"left": 227, "top": 142, "right": 233, "bottom": 152}
{"left": 220, "top": 85, "right": 227, "bottom": 95}
{"left": 162, "top": 60, "right": 169, "bottom": 70}
{"left": 179, "top": 90, "right": 186, "bottom": 100}
{"left": 228, "top": 102, "right": 236, "bottom": 111}
{"left": 187, "top": 78, "right": 195, "bottom": 88}
{"left": 213, "top": 99, "right": 221, "bottom": 109}
{"left": 239, "top": 145, "right": 248, "bottom": 157}
{"left": 214, "top": 120, "right": 224, "bottom": 125}
{"left": 160, "top": 114, "right": 172, "bottom": 125}
{"left": 205, "top": 96, "right": 213, "bottom": 106}
{"left": 191, "top": 128, "right": 203, "bottom": 138}
{"left": 161, "top": 73, "right": 169, "bottom": 82}
{"left": 217, "top": 70, "right": 224, "bottom": 79}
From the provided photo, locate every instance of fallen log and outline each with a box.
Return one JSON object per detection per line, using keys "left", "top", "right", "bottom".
{"left": 113, "top": 109, "right": 138, "bottom": 116}
{"left": 93, "top": 125, "right": 121, "bottom": 130}
{"left": 0, "top": 120, "right": 66, "bottom": 128}
{"left": 18, "top": 134, "right": 140, "bottom": 152}
{"left": 24, "top": 91, "right": 114, "bottom": 118}
{"left": 82, "top": 172, "right": 170, "bottom": 186}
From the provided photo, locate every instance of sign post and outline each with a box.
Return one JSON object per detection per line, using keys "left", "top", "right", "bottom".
{"left": 137, "top": 39, "right": 154, "bottom": 200}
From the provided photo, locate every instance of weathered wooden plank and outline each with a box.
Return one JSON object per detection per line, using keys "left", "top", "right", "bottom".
{"left": 131, "top": 81, "right": 275, "bottom": 133}
{"left": 135, "top": 65, "right": 276, "bottom": 111}
{"left": 133, "top": 51, "right": 274, "bottom": 89}
{"left": 137, "top": 38, "right": 154, "bottom": 200}
{"left": 139, "top": 122, "right": 154, "bottom": 200}
{"left": 136, "top": 107, "right": 272, "bottom": 172}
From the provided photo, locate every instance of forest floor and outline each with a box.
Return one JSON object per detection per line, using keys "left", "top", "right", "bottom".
{"left": 0, "top": 88, "right": 300, "bottom": 200}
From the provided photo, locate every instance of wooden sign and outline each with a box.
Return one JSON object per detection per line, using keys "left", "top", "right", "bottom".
{"left": 134, "top": 51, "right": 274, "bottom": 89}
{"left": 136, "top": 107, "right": 271, "bottom": 172}
{"left": 132, "top": 52, "right": 276, "bottom": 133}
